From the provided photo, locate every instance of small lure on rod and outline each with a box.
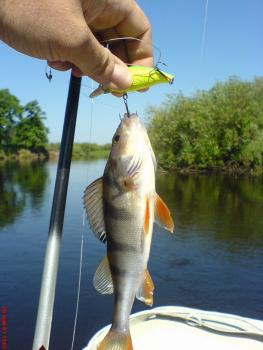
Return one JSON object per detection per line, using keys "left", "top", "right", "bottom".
{"left": 89, "top": 65, "right": 174, "bottom": 98}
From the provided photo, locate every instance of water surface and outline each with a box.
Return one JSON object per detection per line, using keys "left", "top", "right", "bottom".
{"left": 0, "top": 160, "right": 262, "bottom": 349}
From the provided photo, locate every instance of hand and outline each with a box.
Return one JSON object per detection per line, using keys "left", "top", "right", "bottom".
{"left": 0, "top": 0, "right": 153, "bottom": 90}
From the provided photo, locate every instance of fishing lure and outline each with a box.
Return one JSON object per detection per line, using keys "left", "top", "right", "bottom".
{"left": 89, "top": 65, "right": 174, "bottom": 98}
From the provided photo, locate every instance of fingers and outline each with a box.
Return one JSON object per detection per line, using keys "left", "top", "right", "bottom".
{"left": 49, "top": 0, "right": 153, "bottom": 92}
{"left": 95, "top": 29, "right": 130, "bottom": 64}
{"left": 64, "top": 23, "right": 131, "bottom": 89}
{"left": 114, "top": 2, "right": 153, "bottom": 67}
{"left": 48, "top": 61, "right": 72, "bottom": 71}
{"left": 48, "top": 60, "right": 83, "bottom": 77}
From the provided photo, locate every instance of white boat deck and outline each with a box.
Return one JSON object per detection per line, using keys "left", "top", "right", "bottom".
{"left": 84, "top": 306, "right": 263, "bottom": 350}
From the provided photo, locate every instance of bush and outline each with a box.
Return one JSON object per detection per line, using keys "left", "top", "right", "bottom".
{"left": 147, "top": 77, "right": 263, "bottom": 173}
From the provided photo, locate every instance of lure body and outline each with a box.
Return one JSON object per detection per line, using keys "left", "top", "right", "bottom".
{"left": 89, "top": 66, "right": 174, "bottom": 98}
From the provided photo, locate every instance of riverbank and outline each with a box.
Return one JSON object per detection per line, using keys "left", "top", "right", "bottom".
{"left": 160, "top": 163, "right": 263, "bottom": 176}
{"left": 0, "top": 149, "right": 47, "bottom": 161}
{"left": 47, "top": 143, "right": 111, "bottom": 160}
{"left": 1, "top": 154, "right": 262, "bottom": 176}
{"left": 0, "top": 143, "right": 111, "bottom": 161}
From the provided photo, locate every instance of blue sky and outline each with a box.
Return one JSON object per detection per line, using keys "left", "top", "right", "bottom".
{"left": 0, "top": 0, "right": 262, "bottom": 144}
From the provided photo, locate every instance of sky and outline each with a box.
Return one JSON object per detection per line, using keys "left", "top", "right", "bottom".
{"left": 0, "top": 0, "right": 262, "bottom": 144}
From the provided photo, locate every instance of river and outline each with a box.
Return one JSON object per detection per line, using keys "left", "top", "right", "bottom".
{"left": 0, "top": 160, "right": 262, "bottom": 349}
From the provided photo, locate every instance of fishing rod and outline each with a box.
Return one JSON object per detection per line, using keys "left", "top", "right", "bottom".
{"left": 32, "top": 74, "right": 81, "bottom": 350}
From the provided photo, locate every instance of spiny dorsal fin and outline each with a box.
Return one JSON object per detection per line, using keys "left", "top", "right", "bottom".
{"left": 155, "top": 193, "right": 174, "bottom": 233}
{"left": 136, "top": 269, "right": 154, "bottom": 306}
{"left": 83, "top": 177, "right": 107, "bottom": 243}
{"left": 93, "top": 256, "right": 114, "bottom": 294}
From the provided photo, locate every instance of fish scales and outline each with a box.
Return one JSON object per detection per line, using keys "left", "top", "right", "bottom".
{"left": 83, "top": 113, "right": 174, "bottom": 350}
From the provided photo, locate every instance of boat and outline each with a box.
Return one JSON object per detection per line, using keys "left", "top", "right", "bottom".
{"left": 83, "top": 306, "right": 263, "bottom": 350}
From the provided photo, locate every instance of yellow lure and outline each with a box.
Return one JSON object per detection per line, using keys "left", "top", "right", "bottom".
{"left": 89, "top": 65, "right": 174, "bottom": 98}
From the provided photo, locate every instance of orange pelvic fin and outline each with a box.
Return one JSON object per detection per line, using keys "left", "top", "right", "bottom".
{"left": 136, "top": 269, "right": 154, "bottom": 306}
{"left": 155, "top": 193, "right": 174, "bottom": 233}
{"left": 143, "top": 195, "right": 151, "bottom": 235}
{"left": 97, "top": 328, "right": 133, "bottom": 350}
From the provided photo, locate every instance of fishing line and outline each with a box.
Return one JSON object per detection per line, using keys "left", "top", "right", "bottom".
{"left": 70, "top": 211, "right": 85, "bottom": 350}
{"left": 200, "top": 0, "right": 209, "bottom": 61}
{"left": 80, "top": 91, "right": 120, "bottom": 110}
{"left": 100, "top": 37, "right": 163, "bottom": 66}
{"left": 89, "top": 80, "right": 94, "bottom": 142}
{"left": 70, "top": 80, "right": 95, "bottom": 350}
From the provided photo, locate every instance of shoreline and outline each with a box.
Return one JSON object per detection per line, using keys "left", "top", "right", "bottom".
{"left": 1, "top": 154, "right": 262, "bottom": 176}
{"left": 159, "top": 165, "right": 263, "bottom": 176}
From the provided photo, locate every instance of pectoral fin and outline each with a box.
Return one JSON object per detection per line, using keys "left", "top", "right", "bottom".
{"left": 83, "top": 177, "right": 107, "bottom": 243}
{"left": 136, "top": 269, "right": 154, "bottom": 306}
{"left": 155, "top": 193, "right": 174, "bottom": 233}
{"left": 93, "top": 256, "right": 114, "bottom": 294}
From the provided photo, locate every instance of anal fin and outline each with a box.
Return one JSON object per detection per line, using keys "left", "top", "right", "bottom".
{"left": 136, "top": 269, "right": 154, "bottom": 306}
{"left": 93, "top": 256, "right": 114, "bottom": 294}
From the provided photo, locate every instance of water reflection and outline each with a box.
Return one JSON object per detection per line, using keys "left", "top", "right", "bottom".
{"left": 156, "top": 173, "right": 263, "bottom": 246}
{"left": 1, "top": 161, "right": 263, "bottom": 350}
{"left": 0, "top": 161, "right": 48, "bottom": 228}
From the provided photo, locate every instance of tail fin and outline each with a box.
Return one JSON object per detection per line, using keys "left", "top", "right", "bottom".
{"left": 97, "top": 328, "right": 133, "bottom": 350}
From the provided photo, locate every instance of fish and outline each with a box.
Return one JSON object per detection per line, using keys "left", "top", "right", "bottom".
{"left": 83, "top": 113, "right": 174, "bottom": 350}
{"left": 89, "top": 65, "right": 174, "bottom": 98}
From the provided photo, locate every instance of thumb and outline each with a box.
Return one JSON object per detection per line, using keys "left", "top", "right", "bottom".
{"left": 68, "top": 27, "right": 132, "bottom": 90}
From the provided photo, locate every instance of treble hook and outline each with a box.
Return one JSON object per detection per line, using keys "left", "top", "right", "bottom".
{"left": 123, "top": 93, "right": 130, "bottom": 118}
{"left": 45, "top": 64, "right": 52, "bottom": 83}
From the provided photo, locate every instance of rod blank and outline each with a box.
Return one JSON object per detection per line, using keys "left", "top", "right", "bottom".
{"left": 32, "top": 74, "right": 81, "bottom": 350}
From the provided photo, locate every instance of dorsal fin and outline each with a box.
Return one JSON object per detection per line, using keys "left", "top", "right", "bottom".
{"left": 83, "top": 177, "right": 107, "bottom": 243}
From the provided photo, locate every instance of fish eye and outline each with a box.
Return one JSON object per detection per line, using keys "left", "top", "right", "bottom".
{"left": 113, "top": 134, "right": 120, "bottom": 143}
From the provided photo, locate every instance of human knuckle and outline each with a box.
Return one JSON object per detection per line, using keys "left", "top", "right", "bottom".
{"left": 91, "top": 48, "right": 112, "bottom": 77}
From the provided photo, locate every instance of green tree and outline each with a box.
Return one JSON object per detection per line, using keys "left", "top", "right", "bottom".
{"left": 0, "top": 89, "right": 49, "bottom": 156}
{"left": 147, "top": 77, "right": 263, "bottom": 173}
{"left": 14, "top": 101, "right": 49, "bottom": 153}
{"left": 0, "top": 89, "right": 22, "bottom": 152}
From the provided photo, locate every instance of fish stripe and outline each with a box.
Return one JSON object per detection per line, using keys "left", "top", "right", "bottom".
{"left": 110, "top": 263, "right": 129, "bottom": 277}
{"left": 104, "top": 198, "right": 135, "bottom": 221}
{"left": 103, "top": 172, "right": 112, "bottom": 187}
{"left": 108, "top": 240, "right": 138, "bottom": 253}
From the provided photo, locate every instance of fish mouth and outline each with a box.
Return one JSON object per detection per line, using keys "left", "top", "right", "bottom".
{"left": 122, "top": 113, "right": 140, "bottom": 126}
{"left": 121, "top": 113, "right": 146, "bottom": 137}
